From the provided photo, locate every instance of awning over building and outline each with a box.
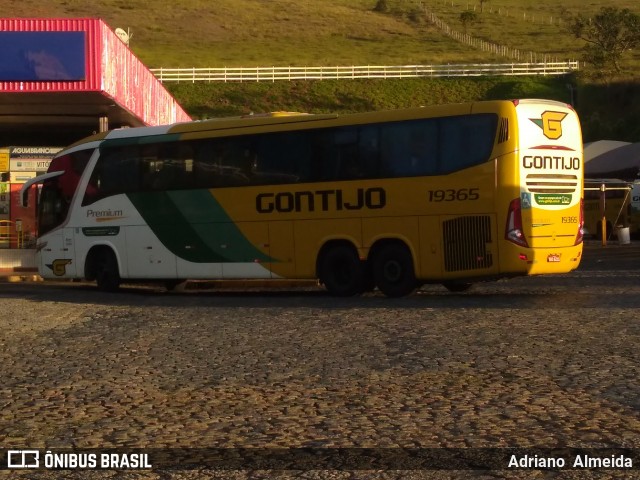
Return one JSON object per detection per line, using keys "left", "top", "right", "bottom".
{"left": 584, "top": 140, "right": 631, "bottom": 163}
{"left": 585, "top": 141, "right": 640, "bottom": 181}
{"left": 0, "top": 18, "right": 191, "bottom": 146}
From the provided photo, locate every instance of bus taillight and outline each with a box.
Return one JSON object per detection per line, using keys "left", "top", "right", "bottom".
{"left": 505, "top": 198, "right": 529, "bottom": 247}
{"left": 575, "top": 198, "right": 584, "bottom": 245}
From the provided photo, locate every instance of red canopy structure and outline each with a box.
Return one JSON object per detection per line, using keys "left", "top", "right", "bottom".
{"left": 0, "top": 18, "right": 191, "bottom": 146}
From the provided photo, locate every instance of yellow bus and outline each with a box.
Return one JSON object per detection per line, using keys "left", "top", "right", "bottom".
{"left": 22, "top": 99, "right": 584, "bottom": 296}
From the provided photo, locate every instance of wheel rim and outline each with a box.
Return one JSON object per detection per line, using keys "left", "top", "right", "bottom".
{"left": 383, "top": 260, "right": 403, "bottom": 283}
{"left": 373, "top": 244, "right": 416, "bottom": 297}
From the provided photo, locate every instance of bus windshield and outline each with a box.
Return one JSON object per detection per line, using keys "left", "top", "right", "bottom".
{"left": 38, "top": 149, "right": 93, "bottom": 235}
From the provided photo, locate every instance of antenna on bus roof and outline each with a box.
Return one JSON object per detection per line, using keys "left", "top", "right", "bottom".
{"left": 114, "top": 27, "right": 132, "bottom": 46}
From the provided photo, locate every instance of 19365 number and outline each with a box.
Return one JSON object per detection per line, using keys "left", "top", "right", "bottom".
{"left": 428, "top": 188, "right": 480, "bottom": 202}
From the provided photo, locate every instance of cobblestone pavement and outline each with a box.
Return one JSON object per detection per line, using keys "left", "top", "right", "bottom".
{"left": 1, "top": 242, "right": 640, "bottom": 479}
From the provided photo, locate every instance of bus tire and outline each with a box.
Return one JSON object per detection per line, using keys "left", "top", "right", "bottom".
{"left": 442, "top": 282, "right": 473, "bottom": 293}
{"left": 372, "top": 243, "right": 417, "bottom": 297}
{"left": 318, "top": 244, "right": 364, "bottom": 297}
{"left": 362, "top": 263, "right": 376, "bottom": 292}
{"left": 95, "top": 249, "right": 121, "bottom": 292}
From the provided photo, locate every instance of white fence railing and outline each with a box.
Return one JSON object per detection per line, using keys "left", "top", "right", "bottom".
{"left": 151, "top": 61, "right": 579, "bottom": 83}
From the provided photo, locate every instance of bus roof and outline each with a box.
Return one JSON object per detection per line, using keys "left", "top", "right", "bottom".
{"left": 58, "top": 100, "right": 562, "bottom": 154}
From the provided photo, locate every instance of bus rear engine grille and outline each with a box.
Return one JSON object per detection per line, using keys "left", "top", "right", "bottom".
{"left": 525, "top": 173, "right": 579, "bottom": 194}
{"left": 443, "top": 215, "right": 493, "bottom": 272}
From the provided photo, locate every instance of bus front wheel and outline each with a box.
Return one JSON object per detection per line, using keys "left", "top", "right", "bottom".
{"left": 372, "top": 243, "right": 417, "bottom": 297}
{"left": 318, "top": 244, "right": 364, "bottom": 297}
{"left": 94, "top": 250, "right": 121, "bottom": 292}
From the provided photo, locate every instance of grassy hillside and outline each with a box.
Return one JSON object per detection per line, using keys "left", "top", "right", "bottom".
{"left": 426, "top": 0, "right": 640, "bottom": 65}
{"left": 4, "top": 0, "right": 493, "bottom": 66}
{"left": 4, "top": 0, "right": 639, "bottom": 70}
{"left": 167, "top": 76, "right": 571, "bottom": 118}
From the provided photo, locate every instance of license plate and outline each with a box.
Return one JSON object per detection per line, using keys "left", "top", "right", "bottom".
{"left": 547, "top": 254, "right": 561, "bottom": 262}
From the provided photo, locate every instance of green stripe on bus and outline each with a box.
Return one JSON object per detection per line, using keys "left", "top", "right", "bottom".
{"left": 126, "top": 190, "right": 272, "bottom": 264}
{"left": 169, "top": 189, "right": 272, "bottom": 263}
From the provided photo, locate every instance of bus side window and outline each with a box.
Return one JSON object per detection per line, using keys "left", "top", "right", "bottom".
{"left": 440, "top": 114, "right": 497, "bottom": 174}
{"left": 180, "top": 144, "right": 195, "bottom": 188}
{"left": 439, "top": 118, "right": 464, "bottom": 174}
{"left": 314, "top": 130, "right": 339, "bottom": 181}
{"left": 154, "top": 143, "right": 194, "bottom": 190}
{"left": 107, "top": 147, "right": 141, "bottom": 194}
{"left": 408, "top": 121, "right": 438, "bottom": 176}
{"left": 191, "top": 140, "right": 217, "bottom": 188}
{"left": 221, "top": 141, "right": 253, "bottom": 186}
{"left": 247, "top": 132, "right": 307, "bottom": 185}
{"left": 331, "top": 128, "right": 357, "bottom": 180}
{"left": 379, "top": 124, "right": 416, "bottom": 176}
{"left": 146, "top": 143, "right": 186, "bottom": 190}
{"left": 358, "top": 125, "right": 381, "bottom": 178}
{"left": 83, "top": 146, "right": 142, "bottom": 205}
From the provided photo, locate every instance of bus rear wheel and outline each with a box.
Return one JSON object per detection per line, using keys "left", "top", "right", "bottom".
{"left": 372, "top": 243, "right": 417, "bottom": 297}
{"left": 318, "top": 244, "right": 364, "bottom": 297}
{"left": 95, "top": 250, "right": 121, "bottom": 292}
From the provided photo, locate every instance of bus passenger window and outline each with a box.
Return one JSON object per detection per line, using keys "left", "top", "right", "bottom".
{"left": 358, "top": 126, "right": 381, "bottom": 178}
{"left": 152, "top": 143, "right": 194, "bottom": 190}
{"left": 193, "top": 144, "right": 219, "bottom": 188}
{"left": 82, "top": 145, "right": 141, "bottom": 204}
{"left": 249, "top": 132, "right": 308, "bottom": 185}
{"left": 379, "top": 125, "right": 402, "bottom": 176}
{"left": 440, "top": 114, "right": 497, "bottom": 174}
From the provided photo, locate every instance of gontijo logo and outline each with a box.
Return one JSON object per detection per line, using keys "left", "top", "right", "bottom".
{"left": 46, "top": 259, "right": 72, "bottom": 276}
{"left": 530, "top": 111, "right": 568, "bottom": 140}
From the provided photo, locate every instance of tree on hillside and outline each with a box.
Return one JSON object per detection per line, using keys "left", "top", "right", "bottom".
{"left": 567, "top": 7, "right": 640, "bottom": 76}
{"left": 459, "top": 11, "right": 478, "bottom": 33}
{"left": 373, "top": 0, "right": 389, "bottom": 13}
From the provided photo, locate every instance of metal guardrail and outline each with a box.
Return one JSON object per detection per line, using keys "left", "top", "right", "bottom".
{"left": 150, "top": 61, "right": 579, "bottom": 83}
